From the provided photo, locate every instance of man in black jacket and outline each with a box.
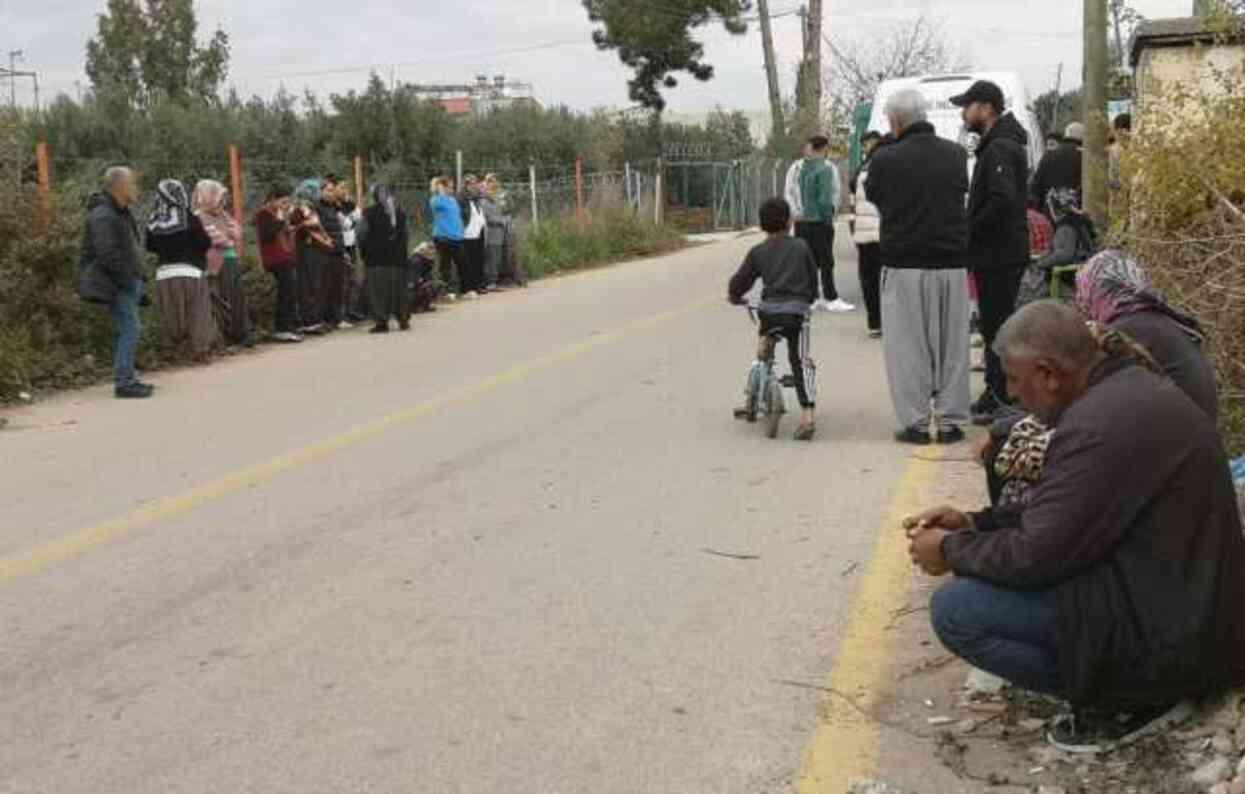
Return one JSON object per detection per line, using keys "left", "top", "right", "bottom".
{"left": 77, "top": 166, "right": 153, "bottom": 399}
{"left": 908, "top": 301, "right": 1245, "bottom": 753}
{"left": 867, "top": 89, "right": 972, "bottom": 445}
{"left": 953, "top": 80, "right": 1032, "bottom": 423}
{"left": 1030, "top": 122, "right": 1083, "bottom": 211}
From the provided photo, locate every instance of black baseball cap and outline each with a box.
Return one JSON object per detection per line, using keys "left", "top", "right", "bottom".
{"left": 950, "top": 80, "right": 1005, "bottom": 112}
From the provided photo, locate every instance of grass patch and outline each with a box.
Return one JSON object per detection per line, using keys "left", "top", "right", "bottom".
{"left": 519, "top": 207, "right": 686, "bottom": 280}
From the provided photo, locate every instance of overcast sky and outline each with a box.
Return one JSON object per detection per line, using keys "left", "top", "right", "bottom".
{"left": 4, "top": 0, "right": 1193, "bottom": 115}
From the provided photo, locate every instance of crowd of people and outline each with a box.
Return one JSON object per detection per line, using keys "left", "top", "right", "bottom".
{"left": 75, "top": 167, "right": 523, "bottom": 399}
{"left": 734, "top": 77, "right": 1244, "bottom": 753}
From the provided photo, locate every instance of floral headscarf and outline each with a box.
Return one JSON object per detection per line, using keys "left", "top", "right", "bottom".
{"left": 1076, "top": 249, "right": 1204, "bottom": 343}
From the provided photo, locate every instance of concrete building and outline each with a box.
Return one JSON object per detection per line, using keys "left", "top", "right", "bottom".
{"left": 408, "top": 75, "right": 539, "bottom": 117}
{"left": 1130, "top": 16, "right": 1245, "bottom": 102}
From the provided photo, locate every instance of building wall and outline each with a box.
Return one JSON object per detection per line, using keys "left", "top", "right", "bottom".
{"left": 1137, "top": 42, "right": 1245, "bottom": 101}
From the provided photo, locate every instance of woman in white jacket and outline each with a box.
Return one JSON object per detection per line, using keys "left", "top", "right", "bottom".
{"left": 851, "top": 131, "right": 885, "bottom": 337}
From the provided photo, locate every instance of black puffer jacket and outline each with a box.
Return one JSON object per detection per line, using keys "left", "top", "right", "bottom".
{"left": 966, "top": 112, "right": 1030, "bottom": 271}
{"left": 865, "top": 121, "right": 969, "bottom": 269}
{"left": 1030, "top": 142, "right": 1082, "bottom": 209}
{"left": 77, "top": 191, "right": 141, "bottom": 304}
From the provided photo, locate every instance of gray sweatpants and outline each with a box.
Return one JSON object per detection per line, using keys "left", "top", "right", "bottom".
{"left": 880, "top": 267, "right": 971, "bottom": 431}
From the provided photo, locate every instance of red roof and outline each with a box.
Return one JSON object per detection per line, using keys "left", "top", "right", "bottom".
{"left": 439, "top": 97, "right": 472, "bottom": 115}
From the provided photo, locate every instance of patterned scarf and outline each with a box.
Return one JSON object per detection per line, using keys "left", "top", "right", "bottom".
{"left": 1076, "top": 250, "right": 1204, "bottom": 343}
{"left": 147, "top": 179, "right": 190, "bottom": 237}
{"left": 994, "top": 323, "right": 1167, "bottom": 509}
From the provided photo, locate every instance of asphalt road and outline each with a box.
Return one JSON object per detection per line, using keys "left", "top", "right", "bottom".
{"left": 2, "top": 231, "right": 931, "bottom": 794}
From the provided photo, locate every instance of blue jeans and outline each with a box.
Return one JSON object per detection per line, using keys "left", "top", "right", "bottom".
{"left": 930, "top": 576, "right": 1063, "bottom": 696}
{"left": 110, "top": 282, "right": 141, "bottom": 387}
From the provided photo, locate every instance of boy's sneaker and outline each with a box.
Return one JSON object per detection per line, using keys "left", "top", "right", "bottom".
{"left": 825, "top": 298, "right": 856, "bottom": 313}
{"left": 115, "top": 382, "right": 154, "bottom": 399}
{"left": 273, "top": 332, "right": 303, "bottom": 343}
{"left": 794, "top": 422, "right": 816, "bottom": 442}
{"left": 1047, "top": 700, "right": 1193, "bottom": 755}
{"left": 338, "top": 320, "right": 354, "bottom": 330}
{"left": 868, "top": 328, "right": 883, "bottom": 339}
{"left": 300, "top": 324, "right": 326, "bottom": 336}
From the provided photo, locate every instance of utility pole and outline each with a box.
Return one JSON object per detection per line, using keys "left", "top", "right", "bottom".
{"left": 1052, "top": 63, "right": 1064, "bottom": 133}
{"left": 9, "top": 50, "right": 23, "bottom": 108}
{"left": 1083, "top": 0, "right": 1109, "bottom": 229}
{"left": 756, "top": 0, "right": 787, "bottom": 148}
{"left": 807, "top": 0, "right": 823, "bottom": 130}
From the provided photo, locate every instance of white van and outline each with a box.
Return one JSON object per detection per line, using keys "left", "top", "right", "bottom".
{"left": 867, "top": 72, "right": 1046, "bottom": 170}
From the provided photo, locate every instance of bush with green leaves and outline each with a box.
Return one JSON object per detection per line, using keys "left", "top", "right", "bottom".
{"left": 1117, "top": 55, "right": 1245, "bottom": 453}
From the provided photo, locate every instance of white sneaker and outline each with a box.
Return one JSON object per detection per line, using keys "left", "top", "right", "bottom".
{"left": 273, "top": 331, "right": 303, "bottom": 343}
{"left": 825, "top": 298, "right": 856, "bottom": 313}
{"left": 338, "top": 320, "right": 354, "bottom": 330}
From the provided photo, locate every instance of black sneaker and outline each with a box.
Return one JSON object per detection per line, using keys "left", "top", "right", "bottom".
{"left": 894, "top": 427, "right": 932, "bottom": 445}
{"left": 971, "top": 393, "right": 1000, "bottom": 426}
{"left": 115, "top": 382, "right": 154, "bottom": 399}
{"left": 369, "top": 324, "right": 389, "bottom": 334}
{"left": 935, "top": 426, "right": 966, "bottom": 445}
{"left": 1047, "top": 701, "right": 1193, "bottom": 755}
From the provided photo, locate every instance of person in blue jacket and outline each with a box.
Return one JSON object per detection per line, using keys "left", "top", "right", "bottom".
{"left": 429, "top": 177, "right": 466, "bottom": 297}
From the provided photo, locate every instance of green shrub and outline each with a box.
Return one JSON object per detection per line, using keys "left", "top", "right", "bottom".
{"left": 520, "top": 207, "right": 685, "bottom": 279}
{"left": 1117, "top": 59, "right": 1245, "bottom": 454}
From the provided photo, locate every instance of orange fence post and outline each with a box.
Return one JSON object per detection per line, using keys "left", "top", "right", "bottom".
{"left": 228, "top": 144, "right": 243, "bottom": 227}
{"left": 35, "top": 142, "right": 51, "bottom": 222}
{"left": 574, "top": 155, "right": 584, "bottom": 221}
{"left": 354, "top": 156, "right": 364, "bottom": 208}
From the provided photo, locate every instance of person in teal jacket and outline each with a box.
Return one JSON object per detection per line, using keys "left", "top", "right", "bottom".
{"left": 795, "top": 135, "right": 853, "bottom": 313}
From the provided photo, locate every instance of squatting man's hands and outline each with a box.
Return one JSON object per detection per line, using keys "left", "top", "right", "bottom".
{"left": 902, "top": 506, "right": 973, "bottom": 577}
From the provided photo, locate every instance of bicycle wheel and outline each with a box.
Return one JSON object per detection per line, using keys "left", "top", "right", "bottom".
{"left": 744, "top": 363, "right": 762, "bottom": 423}
{"left": 765, "top": 379, "right": 785, "bottom": 439}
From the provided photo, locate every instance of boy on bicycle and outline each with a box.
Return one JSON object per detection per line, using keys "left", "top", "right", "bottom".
{"left": 728, "top": 198, "right": 819, "bottom": 441}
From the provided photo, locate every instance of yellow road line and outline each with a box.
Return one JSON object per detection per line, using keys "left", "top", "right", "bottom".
{"left": 0, "top": 296, "right": 717, "bottom": 585}
{"left": 796, "top": 450, "right": 942, "bottom": 793}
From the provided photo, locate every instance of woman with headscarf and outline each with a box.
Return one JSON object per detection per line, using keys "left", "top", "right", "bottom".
{"left": 979, "top": 251, "right": 1218, "bottom": 507}
{"left": 290, "top": 178, "right": 333, "bottom": 335}
{"left": 1076, "top": 250, "right": 1217, "bottom": 418}
{"left": 193, "top": 180, "right": 252, "bottom": 347}
{"left": 357, "top": 184, "right": 411, "bottom": 333}
{"left": 145, "top": 179, "right": 219, "bottom": 357}
{"left": 1016, "top": 188, "right": 1098, "bottom": 307}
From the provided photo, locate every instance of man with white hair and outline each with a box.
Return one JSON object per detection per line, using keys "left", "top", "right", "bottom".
{"left": 866, "top": 88, "right": 972, "bottom": 444}
{"left": 77, "top": 166, "right": 153, "bottom": 399}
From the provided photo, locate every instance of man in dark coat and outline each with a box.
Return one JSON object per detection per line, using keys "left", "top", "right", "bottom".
{"left": 78, "top": 166, "right": 153, "bottom": 399}
{"left": 908, "top": 301, "right": 1245, "bottom": 753}
{"left": 953, "top": 80, "right": 1032, "bottom": 424}
{"left": 867, "top": 89, "right": 972, "bottom": 445}
{"left": 1030, "top": 122, "right": 1084, "bottom": 211}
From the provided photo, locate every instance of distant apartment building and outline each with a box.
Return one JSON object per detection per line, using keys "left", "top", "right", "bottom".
{"left": 408, "top": 75, "right": 540, "bottom": 117}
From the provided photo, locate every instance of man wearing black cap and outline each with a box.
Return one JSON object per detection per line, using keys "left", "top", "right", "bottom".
{"left": 951, "top": 79, "right": 1031, "bottom": 424}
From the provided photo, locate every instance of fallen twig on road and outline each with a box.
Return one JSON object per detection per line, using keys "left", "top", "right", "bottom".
{"left": 840, "top": 562, "right": 860, "bottom": 577}
{"left": 885, "top": 604, "right": 930, "bottom": 630}
{"left": 897, "top": 653, "right": 956, "bottom": 680}
{"left": 700, "top": 547, "right": 760, "bottom": 561}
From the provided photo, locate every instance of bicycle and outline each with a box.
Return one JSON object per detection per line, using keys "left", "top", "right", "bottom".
{"left": 734, "top": 304, "right": 811, "bottom": 439}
